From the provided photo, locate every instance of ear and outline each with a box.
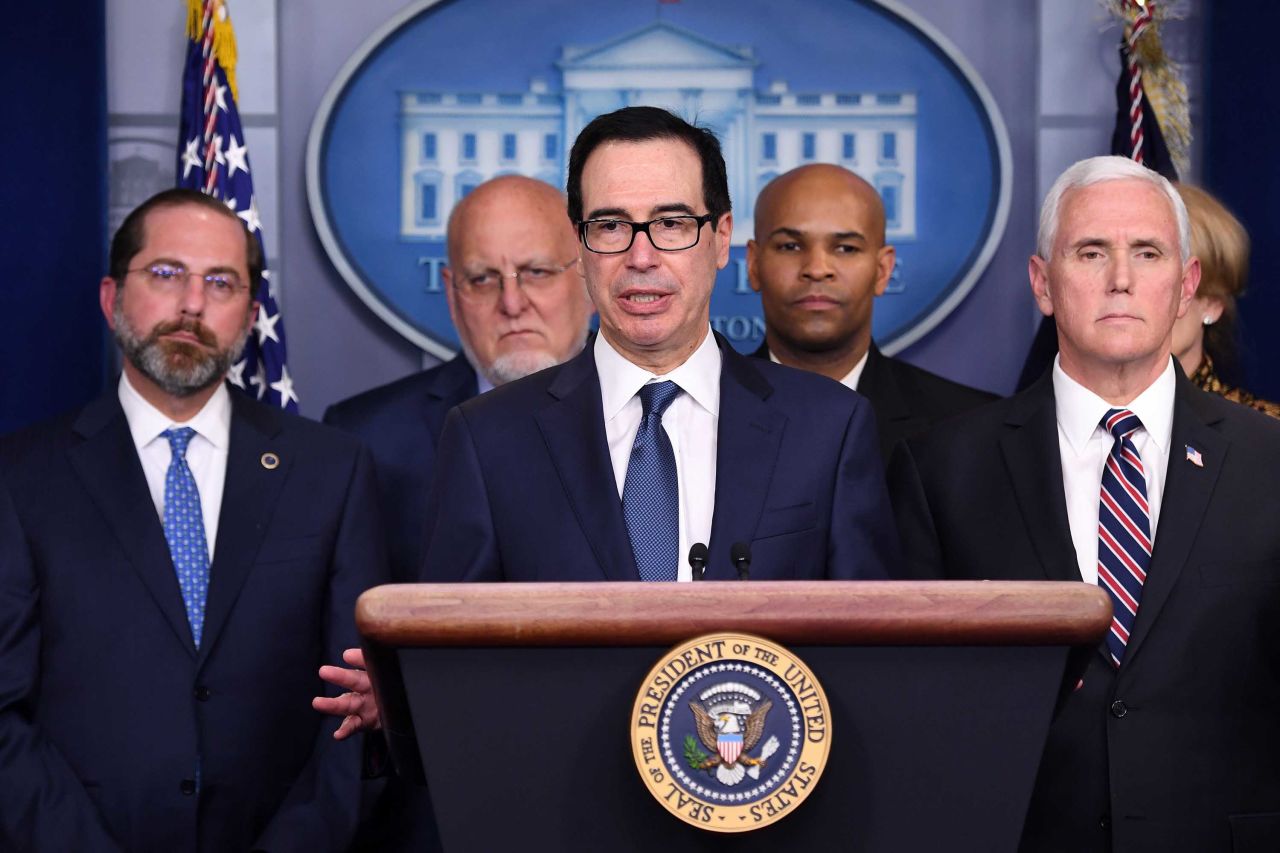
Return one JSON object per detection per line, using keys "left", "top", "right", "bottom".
{"left": 745, "top": 239, "right": 762, "bottom": 293}
{"left": 442, "top": 266, "right": 461, "bottom": 327}
{"left": 100, "top": 277, "right": 119, "bottom": 329}
{"left": 1175, "top": 256, "right": 1201, "bottom": 319}
{"left": 245, "top": 299, "right": 260, "bottom": 337}
{"left": 873, "top": 245, "right": 896, "bottom": 298}
{"left": 713, "top": 212, "right": 733, "bottom": 270}
{"left": 1029, "top": 255, "right": 1054, "bottom": 317}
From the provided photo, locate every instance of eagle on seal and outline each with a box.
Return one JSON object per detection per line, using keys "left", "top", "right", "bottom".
{"left": 689, "top": 700, "right": 773, "bottom": 786}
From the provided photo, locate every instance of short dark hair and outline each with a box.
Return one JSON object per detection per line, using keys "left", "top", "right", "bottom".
{"left": 566, "top": 106, "right": 731, "bottom": 224}
{"left": 109, "top": 188, "right": 264, "bottom": 292}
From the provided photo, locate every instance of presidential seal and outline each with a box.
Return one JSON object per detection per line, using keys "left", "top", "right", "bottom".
{"left": 630, "top": 633, "right": 831, "bottom": 832}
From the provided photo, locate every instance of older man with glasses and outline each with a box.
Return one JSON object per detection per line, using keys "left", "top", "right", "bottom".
{"left": 324, "top": 175, "right": 593, "bottom": 586}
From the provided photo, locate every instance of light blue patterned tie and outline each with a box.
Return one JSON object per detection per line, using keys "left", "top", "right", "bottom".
{"left": 162, "top": 427, "right": 210, "bottom": 648}
{"left": 622, "top": 381, "right": 682, "bottom": 582}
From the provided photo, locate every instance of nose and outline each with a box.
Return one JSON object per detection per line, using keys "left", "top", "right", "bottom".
{"left": 178, "top": 273, "right": 208, "bottom": 315}
{"left": 496, "top": 275, "right": 531, "bottom": 316}
{"left": 1110, "top": 254, "right": 1134, "bottom": 293}
{"left": 801, "top": 247, "right": 835, "bottom": 281}
{"left": 625, "top": 228, "right": 661, "bottom": 271}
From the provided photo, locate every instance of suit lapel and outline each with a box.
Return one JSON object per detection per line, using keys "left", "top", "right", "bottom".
{"left": 998, "top": 374, "right": 1081, "bottom": 581}
{"left": 68, "top": 393, "right": 198, "bottom": 656}
{"left": 199, "top": 394, "right": 289, "bottom": 662}
{"left": 424, "top": 355, "right": 478, "bottom": 442}
{"left": 535, "top": 347, "right": 637, "bottom": 580}
{"left": 707, "top": 342, "right": 786, "bottom": 578}
{"left": 1123, "top": 376, "right": 1226, "bottom": 665}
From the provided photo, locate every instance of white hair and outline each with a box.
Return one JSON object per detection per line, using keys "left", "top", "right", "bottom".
{"left": 1036, "top": 155, "right": 1190, "bottom": 263}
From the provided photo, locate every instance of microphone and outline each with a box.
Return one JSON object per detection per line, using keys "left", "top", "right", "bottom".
{"left": 688, "top": 543, "right": 709, "bottom": 581}
{"left": 730, "top": 542, "right": 751, "bottom": 581}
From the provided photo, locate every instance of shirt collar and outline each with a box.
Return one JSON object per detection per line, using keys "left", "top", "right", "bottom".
{"left": 118, "top": 372, "right": 233, "bottom": 452}
{"left": 1052, "top": 355, "right": 1177, "bottom": 454}
{"left": 595, "top": 326, "right": 722, "bottom": 421}
{"left": 769, "top": 348, "right": 869, "bottom": 391}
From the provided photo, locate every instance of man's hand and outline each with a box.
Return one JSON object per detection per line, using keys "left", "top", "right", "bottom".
{"left": 313, "top": 648, "right": 381, "bottom": 740}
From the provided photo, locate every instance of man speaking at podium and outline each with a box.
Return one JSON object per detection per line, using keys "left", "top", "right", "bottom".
{"left": 417, "top": 106, "right": 898, "bottom": 585}
{"left": 888, "top": 156, "right": 1280, "bottom": 852}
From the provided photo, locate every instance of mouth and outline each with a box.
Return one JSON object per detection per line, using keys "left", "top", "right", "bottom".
{"left": 793, "top": 294, "right": 842, "bottom": 310}
{"left": 616, "top": 288, "right": 675, "bottom": 314}
{"left": 153, "top": 320, "right": 217, "bottom": 349}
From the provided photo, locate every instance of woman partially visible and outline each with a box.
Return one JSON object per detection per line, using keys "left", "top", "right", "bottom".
{"left": 1171, "top": 183, "right": 1280, "bottom": 419}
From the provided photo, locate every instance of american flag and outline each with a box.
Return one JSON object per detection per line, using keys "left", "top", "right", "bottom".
{"left": 177, "top": 0, "right": 297, "bottom": 411}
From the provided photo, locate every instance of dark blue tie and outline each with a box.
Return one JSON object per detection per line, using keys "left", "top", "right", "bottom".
{"left": 162, "top": 427, "right": 211, "bottom": 647}
{"left": 623, "top": 381, "right": 681, "bottom": 582}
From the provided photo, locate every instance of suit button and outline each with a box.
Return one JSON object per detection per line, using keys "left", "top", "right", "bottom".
{"left": 1099, "top": 814, "right": 1111, "bottom": 830}
{"left": 1110, "top": 700, "right": 1128, "bottom": 718}
{"left": 180, "top": 779, "right": 196, "bottom": 795}
{"left": 194, "top": 686, "right": 210, "bottom": 701}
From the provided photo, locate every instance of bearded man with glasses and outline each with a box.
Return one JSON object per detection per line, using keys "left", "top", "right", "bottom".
{"left": 0, "top": 189, "right": 386, "bottom": 851}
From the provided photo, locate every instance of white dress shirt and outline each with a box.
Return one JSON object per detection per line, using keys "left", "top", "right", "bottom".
{"left": 118, "top": 374, "right": 231, "bottom": 560}
{"left": 596, "top": 328, "right": 721, "bottom": 582}
{"left": 1053, "top": 356, "right": 1176, "bottom": 584}
{"left": 768, "top": 347, "right": 869, "bottom": 391}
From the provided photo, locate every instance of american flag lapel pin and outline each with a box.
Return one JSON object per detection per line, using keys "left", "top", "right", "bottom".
{"left": 1185, "top": 444, "right": 1204, "bottom": 468}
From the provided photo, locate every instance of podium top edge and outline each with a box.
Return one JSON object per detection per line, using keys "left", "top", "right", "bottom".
{"left": 355, "top": 580, "right": 1111, "bottom": 648}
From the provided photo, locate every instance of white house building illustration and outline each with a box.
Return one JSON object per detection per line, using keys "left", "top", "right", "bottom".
{"left": 399, "top": 21, "right": 917, "bottom": 244}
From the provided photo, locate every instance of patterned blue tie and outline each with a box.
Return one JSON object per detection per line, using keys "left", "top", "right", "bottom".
{"left": 1097, "top": 409, "right": 1151, "bottom": 668}
{"left": 162, "top": 427, "right": 210, "bottom": 648}
{"left": 622, "top": 381, "right": 682, "bottom": 582}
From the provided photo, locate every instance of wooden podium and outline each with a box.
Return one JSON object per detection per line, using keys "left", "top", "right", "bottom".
{"left": 357, "top": 581, "right": 1109, "bottom": 852}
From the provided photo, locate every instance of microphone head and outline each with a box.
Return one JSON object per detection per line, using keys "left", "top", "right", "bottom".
{"left": 730, "top": 542, "right": 752, "bottom": 568}
{"left": 688, "top": 542, "right": 709, "bottom": 568}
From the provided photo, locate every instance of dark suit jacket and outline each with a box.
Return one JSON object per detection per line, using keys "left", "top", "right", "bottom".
{"left": 324, "top": 355, "right": 477, "bottom": 583}
{"left": 0, "top": 388, "right": 387, "bottom": 853}
{"left": 752, "top": 341, "right": 997, "bottom": 459}
{"left": 423, "top": 334, "right": 899, "bottom": 581}
{"left": 886, "top": 367, "right": 1280, "bottom": 853}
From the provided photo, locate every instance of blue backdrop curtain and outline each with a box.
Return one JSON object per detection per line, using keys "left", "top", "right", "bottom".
{"left": 1, "top": 2, "right": 109, "bottom": 434}
{"left": 1204, "top": 4, "right": 1280, "bottom": 400}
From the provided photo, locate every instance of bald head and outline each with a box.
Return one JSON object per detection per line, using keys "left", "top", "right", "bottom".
{"left": 442, "top": 175, "right": 593, "bottom": 387}
{"left": 753, "top": 164, "right": 887, "bottom": 247}
{"left": 747, "top": 164, "right": 896, "bottom": 381}
{"left": 446, "top": 175, "right": 575, "bottom": 267}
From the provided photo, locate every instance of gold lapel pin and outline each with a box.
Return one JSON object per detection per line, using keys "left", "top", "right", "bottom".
{"left": 260, "top": 452, "right": 280, "bottom": 470}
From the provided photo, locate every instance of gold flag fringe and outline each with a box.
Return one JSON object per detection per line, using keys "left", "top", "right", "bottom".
{"left": 185, "top": 0, "right": 240, "bottom": 103}
{"left": 1102, "top": 0, "right": 1191, "bottom": 176}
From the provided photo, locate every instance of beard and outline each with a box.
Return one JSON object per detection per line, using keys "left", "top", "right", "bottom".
{"left": 484, "top": 349, "right": 562, "bottom": 386}
{"left": 113, "top": 302, "right": 251, "bottom": 398}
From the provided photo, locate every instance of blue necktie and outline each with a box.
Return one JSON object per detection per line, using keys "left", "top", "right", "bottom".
{"left": 1097, "top": 408, "right": 1151, "bottom": 668}
{"left": 162, "top": 427, "right": 211, "bottom": 648}
{"left": 622, "top": 381, "right": 681, "bottom": 582}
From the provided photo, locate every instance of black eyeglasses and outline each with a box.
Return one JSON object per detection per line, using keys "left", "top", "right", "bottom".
{"left": 578, "top": 213, "right": 717, "bottom": 254}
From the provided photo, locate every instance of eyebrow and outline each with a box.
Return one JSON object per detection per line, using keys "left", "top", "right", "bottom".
{"left": 1069, "top": 237, "right": 1169, "bottom": 252}
{"left": 584, "top": 202, "right": 698, "bottom": 220}
{"left": 143, "top": 257, "right": 242, "bottom": 275}
{"left": 767, "top": 227, "right": 867, "bottom": 242}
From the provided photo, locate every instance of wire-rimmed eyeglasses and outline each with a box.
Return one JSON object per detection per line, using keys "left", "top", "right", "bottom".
{"left": 453, "top": 258, "right": 580, "bottom": 301}
{"left": 126, "top": 263, "right": 248, "bottom": 303}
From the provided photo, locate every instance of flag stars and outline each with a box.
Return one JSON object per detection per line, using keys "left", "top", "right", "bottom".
{"left": 237, "top": 194, "right": 261, "bottom": 234}
{"left": 213, "top": 83, "right": 228, "bottom": 113}
{"left": 254, "top": 304, "right": 281, "bottom": 345}
{"left": 270, "top": 365, "right": 299, "bottom": 409}
{"left": 181, "top": 137, "right": 202, "bottom": 180}
{"left": 224, "top": 134, "right": 249, "bottom": 178}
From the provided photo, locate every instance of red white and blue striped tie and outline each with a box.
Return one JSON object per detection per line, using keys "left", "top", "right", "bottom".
{"left": 1097, "top": 408, "right": 1151, "bottom": 668}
